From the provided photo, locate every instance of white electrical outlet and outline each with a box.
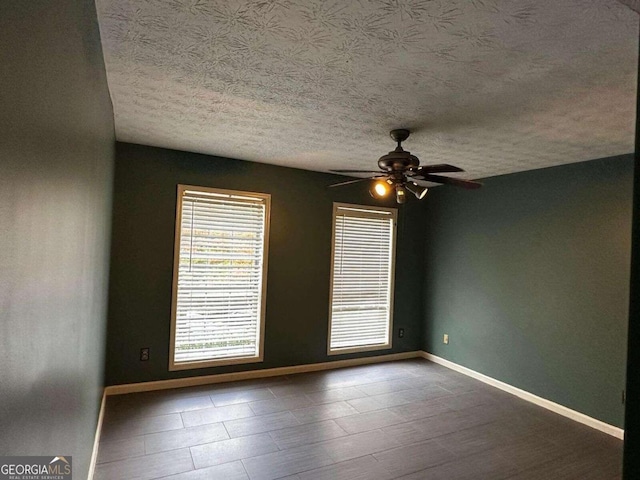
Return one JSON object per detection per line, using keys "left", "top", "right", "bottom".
{"left": 443, "top": 334, "right": 449, "bottom": 344}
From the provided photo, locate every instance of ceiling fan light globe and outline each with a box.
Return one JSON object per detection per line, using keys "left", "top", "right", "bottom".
{"left": 406, "top": 182, "right": 429, "bottom": 200}
{"left": 416, "top": 187, "right": 429, "bottom": 199}
{"left": 395, "top": 185, "right": 407, "bottom": 204}
{"left": 370, "top": 180, "right": 390, "bottom": 198}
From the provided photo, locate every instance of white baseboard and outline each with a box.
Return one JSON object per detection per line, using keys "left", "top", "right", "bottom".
{"left": 87, "top": 390, "right": 106, "bottom": 480}
{"left": 104, "top": 351, "right": 421, "bottom": 396}
{"left": 420, "top": 351, "right": 624, "bottom": 440}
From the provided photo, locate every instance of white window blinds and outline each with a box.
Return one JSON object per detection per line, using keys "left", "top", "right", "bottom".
{"left": 170, "top": 185, "right": 270, "bottom": 370}
{"left": 329, "top": 204, "right": 397, "bottom": 353}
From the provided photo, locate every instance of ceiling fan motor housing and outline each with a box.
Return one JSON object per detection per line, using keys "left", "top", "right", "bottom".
{"left": 378, "top": 150, "right": 420, "bottom": 171}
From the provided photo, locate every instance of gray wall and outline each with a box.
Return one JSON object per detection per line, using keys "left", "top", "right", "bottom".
{"left": 106, "top": 142, "right": 424, "bottom": 386}
{"left": 0, "top": 1, "right": 114, "bottom": 477}
{"left": 422, "top": 155, "right": 633, "bottom": 428}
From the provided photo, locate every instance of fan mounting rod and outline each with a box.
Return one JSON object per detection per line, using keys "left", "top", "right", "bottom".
{"left": 379, "top": 129, "right": 418, "bottom": 171}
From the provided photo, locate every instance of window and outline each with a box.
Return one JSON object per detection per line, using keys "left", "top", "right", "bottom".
{"left": 328, "top": 203, "right": 397, "bottom": 354}
{"left": 170, "top": 185, "right": 270, "bottom": 371}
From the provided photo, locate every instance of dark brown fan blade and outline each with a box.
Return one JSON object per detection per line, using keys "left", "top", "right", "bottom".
{"left": 328, "top": 177, "right": 377, "bottom": 188}
{"left": 420, "top": 174, "right": 482, "bottom": 189}
{"left": 410, "top": 164, "right": 465, "bottom": 174}
{"left": 330, "top": 169, "right": 383, "bottom": 173}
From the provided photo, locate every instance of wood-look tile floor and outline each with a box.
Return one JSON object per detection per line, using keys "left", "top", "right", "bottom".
{"left": 96, "top": 359, "right": 622, "bottom": 480}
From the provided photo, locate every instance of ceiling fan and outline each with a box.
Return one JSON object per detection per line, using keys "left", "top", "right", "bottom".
{"left": 329, "top": 129, "right": 481, "bottom": 204}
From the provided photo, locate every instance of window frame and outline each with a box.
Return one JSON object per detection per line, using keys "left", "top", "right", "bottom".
{"left": 169, "top": 184, "right": 270, "bottom": 371}
{"left": 327, "top": 202, "right": 397, "bottom": 356}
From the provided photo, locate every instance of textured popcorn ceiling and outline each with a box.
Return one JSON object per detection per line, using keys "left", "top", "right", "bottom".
{"left": 97, "top": 0, "right": 638, "bottom": 180}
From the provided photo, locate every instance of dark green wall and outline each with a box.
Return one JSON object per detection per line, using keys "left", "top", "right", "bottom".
{"left": 622, "top": 30, "right": 639, "bottom": 480}
{"left": 106, "top": 142, "right": 424, "bottom": 385}
{"left": 422, "top": 155, "right": 633, "bottom": 428}
{"left": 0, "top": 1, "right": 114, "bottom": 478}
{"left": 624, "top": 122, "right": 639, "bottom": 477}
